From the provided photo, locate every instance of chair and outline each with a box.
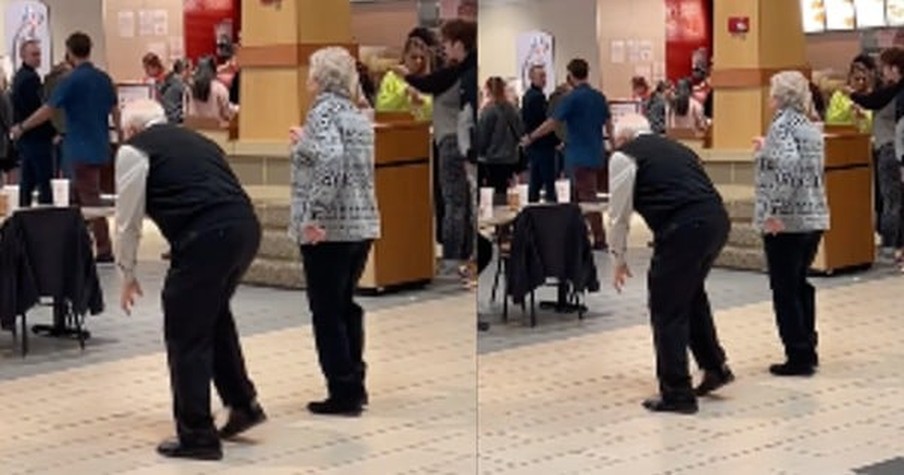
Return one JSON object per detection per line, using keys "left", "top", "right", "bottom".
{"left": 490, "top": 225, "right": 514, "bottom": 321}
{"left": 0, "top": 207, "right": 103, "bottom": 356}
{"left": 505, "top": 204, "right": 599, "bottom": 327}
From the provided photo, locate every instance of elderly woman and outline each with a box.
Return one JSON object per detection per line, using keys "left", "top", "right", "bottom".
{"left": 754, "top": 71, "right": 829, "bottom": 377}
{"left": 290, "top": 47, "right": 380, "bottom": 416}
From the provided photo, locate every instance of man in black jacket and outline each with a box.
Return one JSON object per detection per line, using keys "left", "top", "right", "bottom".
{"left": 609, "top": 114, "right": 733, "bottom": 415}
{"left": 11, "top": 40, "right": 54, "bottom": 206}
{"left": 521, "top": 65, "right": 559, "bottom": 203}
{"left": 115, "top": 100, "right": 265, "bottom": 460}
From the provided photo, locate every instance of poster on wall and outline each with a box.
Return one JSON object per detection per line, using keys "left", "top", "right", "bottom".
{"left": 610, "top": 40, "right": 625, "bottom": 64}
{"left": 854, "top": 0, "right": 886, "bottom": 28}
{"left": 888, "top": 0, "right": 904, "bottom": 25}
{"left": 5, "top": 0, "right": 50, "bottom": 76}
{"left": 801, "top": 0, "right": 828, "bottom": 33}
{"left": 118, "top": 10, "right": 135, "bottom": 38}
{"left": 515, "top": 30, "right": 555, "bottom": 96}
{"left": 824, "top": 0, "right": 857, "bottom": 30}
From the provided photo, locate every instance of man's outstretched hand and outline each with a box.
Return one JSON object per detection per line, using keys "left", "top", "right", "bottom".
{"left": 120, "top": 278, "right": 143, "bottom": 315}
{"left": 612, "top": 263, "right": 632, "bottom": 293}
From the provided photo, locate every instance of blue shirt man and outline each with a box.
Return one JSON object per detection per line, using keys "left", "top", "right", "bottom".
{"left": 49, "top": 62, "right": 116, "bottom": 165}
{"left": 552, "top": 82, "right": 611, "bottom": 170}
{"left": 521, "top": 58, "right": 612, "bottom": 248}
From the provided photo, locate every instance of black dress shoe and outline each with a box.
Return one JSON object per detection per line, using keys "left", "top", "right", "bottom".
{"left": 218, "top": 402, "right": 267, "bottom": 440}
{"left": 695, "top": 367, "right": 735, "bottom": 396}
{"left": 769, "top": 361, "right": 815, "bottom": 377}
{"left": 156, "top": 438, "right": 222, "bottom": 461}
{"left": 307, "top": 398, "right": 363, "bottom": 416}
{"left": 642, "top": 397, "right": 698, "bottom": 415}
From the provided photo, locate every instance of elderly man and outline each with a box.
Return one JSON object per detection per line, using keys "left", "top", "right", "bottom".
{"left": 608, "top": 114, "right": 733, "bottom": 414}
{"left": 115, "top": 99, "right": 265, "bottom": 459}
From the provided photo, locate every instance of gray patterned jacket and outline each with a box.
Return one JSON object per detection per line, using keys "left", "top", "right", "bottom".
{"left": 754, "top": 108, "right": 830, "bottom": 233}
{"left": 290, "top": 91, "right": 381, "bottom": 244}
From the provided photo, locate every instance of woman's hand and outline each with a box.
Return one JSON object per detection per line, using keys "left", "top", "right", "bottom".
{"left": 391, "top": 64, "right": 410, "bottom": 78}
{"left": 289, "top": 126, "right": 304, "bottom": 145}
{"left": 764, "top": 216, "right": 785, "bottom": 235}
{"left": 407, "top": 87, "right": 425, "bottom": 106}
{"left": 302, "top": 223, "right": 327, "bottom": 244}
{"left": 752, "top": 136, "right": 765, "bottom": 152}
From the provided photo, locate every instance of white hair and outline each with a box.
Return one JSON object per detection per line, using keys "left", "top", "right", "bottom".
{"left": 613, "top": 113, "right": 652, "bottom": 142}
{"left": 770, "top": 70, "right": 812, "bottom": 113}
{"left": 309, "top": 46, "right": 358, "bottom": 97}
{"left": 121, "top": 99, "right": 166, "bottom": 131}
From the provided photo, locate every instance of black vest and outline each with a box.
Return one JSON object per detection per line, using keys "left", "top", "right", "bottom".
{"left": 619, "top": 134, "right": 723, "bottom": 233}
{"left": 127, "top": 124, "right": 254, "bottom": 244}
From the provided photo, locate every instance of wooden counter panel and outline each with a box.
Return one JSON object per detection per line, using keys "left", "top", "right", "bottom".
{"left": 359, "top": 160, "right": 434, "bottom": 290}
{"left": 374, "top": 124, "right": 432, "bottom": 165}
{"left": 812, "top": 166, "right": 875, "bottom": 273}
{"left": 824, "top": 133, "right": 871, "bottom": 169}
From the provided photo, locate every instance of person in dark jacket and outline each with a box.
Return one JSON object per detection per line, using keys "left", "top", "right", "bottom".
{"left": 609, "top": 113, "right": 733, "bottom": 415}
{"left": 403, "top": 19, "right": 478, "bottom": 281}
{"left": 478, "top": 76, "right": 522, "bottom": 198}
{"left": 522, "top": 65, "right": 559, "bottom": 202}
{"left": 43, "top": 59, "right": 72, "bottom": 178}
{"left": 10, "top": 40, "right": 54, "bottom": 206}
{"left": 159, "top": 59, "right": 187, "bottom": 124}
{"left": 115, "top": 99, "right": 265, "bottom": 460}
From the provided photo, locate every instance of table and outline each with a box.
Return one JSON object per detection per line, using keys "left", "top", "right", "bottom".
{"left": 479, "top": 202, "right": 606, "bottom": 316}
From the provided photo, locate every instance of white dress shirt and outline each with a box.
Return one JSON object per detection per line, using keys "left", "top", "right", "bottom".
{"left": 607, "top": 150, "right": 638, "bottom": 268}
{"left": 114, "top": 144, "right": 150, "bottom": 283}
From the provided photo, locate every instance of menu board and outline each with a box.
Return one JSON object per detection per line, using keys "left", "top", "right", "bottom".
{"left": 855, "top": 0, "right": 887, "bottom": 27}
{"left": 825, "top": 0, "right": 857, "bottom": 30}
{"left": 888, "top": 0, "right": 904, "bottom": 25}
{"left": 801, "top": 0, "right": 828, "bottom": 33}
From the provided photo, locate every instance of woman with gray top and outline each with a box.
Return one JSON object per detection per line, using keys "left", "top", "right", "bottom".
{"left": 850, "top": 48, "right": 904, "bottom": 263}
{"left": 290, "top": 47, "right": 380, "bottom": 416}
{"left": 478, "top": 76, "right": 523, "bottom": 200}
{"left": 754, "top": 70, "right": 829, "bottom": 377}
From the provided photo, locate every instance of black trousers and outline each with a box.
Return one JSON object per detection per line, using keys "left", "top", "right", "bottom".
{"left": 763, "top": 232, "right": 822, "bottom": 365}
{"left": 433, "top": 140, "right": 444, "bottom": 245}
{"left": 527, "top": 147, "right": 557, "bottom": 203}
{"left": 300, "top": 240, "right": 372, "bottom": 400}
{"left": 163, "top": 219, "right": 260, "bottom": 443}
{"left": 648, "top": 209, "right": 730, "bottom": 401}
{"left": 18, "top": 139, "right": 53, "bottom": 206}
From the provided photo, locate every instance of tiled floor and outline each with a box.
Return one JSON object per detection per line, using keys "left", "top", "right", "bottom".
{"left": 4, "top": 215, "right": 904, "bottom": 474}
{"left": 477, "top": 228, "right": 904, "bottom": 474}
{"left": 0, "top": 223, "right": 476, "bottom": 474}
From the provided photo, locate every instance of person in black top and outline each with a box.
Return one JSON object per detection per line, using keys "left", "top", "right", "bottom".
{"left": 521, "top": 65, "right": 559, "bottom": 202}
{"left": 115, "top": 100, "right": 265, "bottom": 460}
{"left": 609, "top": 114, "right": 733, "bottom": 415}
{"left": 10, "top": 40, "right": 54, "bottom": 206}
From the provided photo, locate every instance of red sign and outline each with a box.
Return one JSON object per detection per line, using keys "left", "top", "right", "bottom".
{"left": 728, "top": 17, "right": 751, "bottom": 34}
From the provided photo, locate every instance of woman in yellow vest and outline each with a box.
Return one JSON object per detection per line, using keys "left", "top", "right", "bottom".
{"left": 826, "top": 55, "right": 875, "bottom": 133}
{"left": 375, "top": 35, "right": 433, "bottom": 121}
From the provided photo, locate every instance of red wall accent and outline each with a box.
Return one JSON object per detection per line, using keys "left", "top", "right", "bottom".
{"left": 184, "top": 0, "right": 241, "bottom": 61}
{"left": 665, "top": 0, "right": 712, "bottom": 81}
